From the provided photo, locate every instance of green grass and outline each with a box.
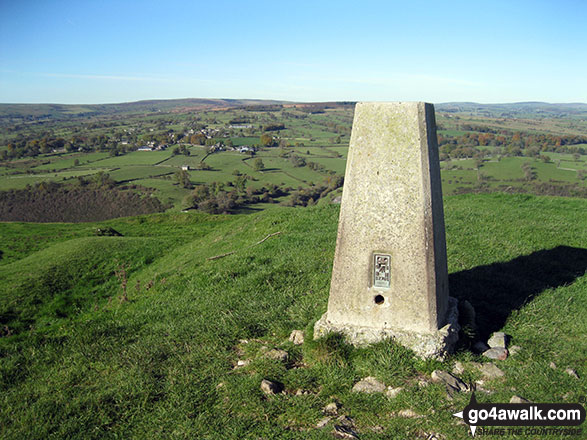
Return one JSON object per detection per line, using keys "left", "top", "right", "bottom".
{"left": 108, "top": 166, "right": 175, "bottom": 182}
{"left": 90, "top": 151, "right": 173, "bottom": 167}
{"left": 132, "top": 178, "right": 190, "bottom": 209}
{"left": 231, "top": 137, "right": 259, "bottom": 146}
{"left": 33, "top": 152, "right": 111, "bottom": 171}
{"left": 0, "top": 169, "right": 111, "bottom": 190}
{"left": 0, "top": 193, "right": 585, "bottom": 439}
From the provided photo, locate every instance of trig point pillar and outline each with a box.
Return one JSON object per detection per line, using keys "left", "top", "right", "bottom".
{"left": 314, "top": 102, "right": 459, "bottom": 358}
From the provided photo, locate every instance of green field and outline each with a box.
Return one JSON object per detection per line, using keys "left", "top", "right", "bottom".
{"left": 90, "top": 150, "right": 173, "bottom": 167}
{"left": 33, "top": 152, "right": 111, "bottom": 170}
{"left": 0, "top": 169, "right": 111, "bottom": 190}
{"left": 0, "top": 101, "right": 585, "bottom": 214}
{"left": 0, "top": 194, "right": 585, "bottom": 439}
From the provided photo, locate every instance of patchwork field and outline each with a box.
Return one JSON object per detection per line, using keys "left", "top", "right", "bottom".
{"left": 0, "top": 101, "right": 585, "bottom": 216}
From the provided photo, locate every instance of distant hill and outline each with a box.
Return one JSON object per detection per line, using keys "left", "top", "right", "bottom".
{"left": 0, "top": 98, "right": 293, "bottom": 121}
{"left": 436, "top": 101, "right": 587, "bottom": 119}
{"left": 2, "top": 99, "right": 586, "bottom": 122}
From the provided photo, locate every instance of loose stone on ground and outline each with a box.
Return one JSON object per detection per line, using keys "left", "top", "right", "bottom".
{"left": 263, "top": 348, "right": 288, "bottom": 363}
{"left": 510, "top": 395, "right": 532, "bottom": 404}
{"left": 386, "top": 386, "right": 403, "bottom": 398}
{"left": 352, "top": 376, "right": 386, "bottom": 394}
{"left": 397, "top": 409, "right": 422, "bottom": 418}
{"left": 260, "top": 379, "right": 284, "bottom": 395}
{"left": 487, "top": 331, "right": 508, "bottom": 349}
{"left": 565, "top": 368, "right": 579, "bottom": 379}
{"left": 316, "top": 417, "right": 331, "bottom": 428}
{"left": 323, "top": 402, "right": 341, "bottom": 416}
{"left": 478, "top": 363, "right": 505, "bottom": 379}
{"left": 333, "top": 416, "right": 358, "bottom": 440}
{"left": 452, "top": 361, "right": 465, "bottom": 375}
{"left": 483, "top": 347, "right": 508, "bottom": 360}
{"left": 289, "top": 329, "right": 304, "bottom": 345}
{"left": 431, "top": 370, "right": 470, "bottom": 393}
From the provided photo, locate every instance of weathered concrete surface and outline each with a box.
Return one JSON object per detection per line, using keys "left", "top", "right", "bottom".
{"left": 314, "top": 102, "right": 457, "bottom": 358}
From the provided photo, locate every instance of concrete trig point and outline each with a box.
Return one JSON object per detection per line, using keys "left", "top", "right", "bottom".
{"left": 314, "top": 102, "right": 459, "bottom": 359}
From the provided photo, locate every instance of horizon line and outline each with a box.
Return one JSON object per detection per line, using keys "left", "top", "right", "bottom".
{"left": 1, "top": 98, "right": 587, "bottom": 107}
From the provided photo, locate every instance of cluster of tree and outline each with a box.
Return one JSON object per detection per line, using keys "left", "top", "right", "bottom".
{"left": 184, "top": 180, "right": 288, "bottom": 214}
{"left": 454, "top": 181, "right": 587, "bottom": 198}
{"left": 284, "top": 175, "right": 344, "bottom": 207}
{"left": 172, "top": 145, "right": 191, "bottom": 156}
{"left": 306, "top": 161, "right": 327, "bottom": 173}
{"left": 188, "top": 133, "right": 207, "bottom": 145}
{"left": 263, "top": 124, "right": 285, "bottom": 132}
{"left": 439, "top": 130, "right": 587, "bottom": 158}
{"left": 289, "top": 154, "right": 306, "bottom": 167}
{"left": 521, "top": 162, "right": 537, "bottom": 181}
{"left": 0, "top": 177, "right": 166, "bottom": 222}
{"left": 237, "top": 105, "right": 283, "bottom": 112}
{"left": 260, "top": 134, "right": 276, "bottom": 147}
{"left": 0, "top": 132, "right": 138, "bottom": 160}
{"left": 229, "top": 118, "right": 250, "bottom": 124}
{"left": 175, "top": 169, "right": 193, "bottom": 189}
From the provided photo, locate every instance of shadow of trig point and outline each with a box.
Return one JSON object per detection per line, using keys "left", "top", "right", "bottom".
{"left": 314, "top": 102, "right": 459, "bottom": 359}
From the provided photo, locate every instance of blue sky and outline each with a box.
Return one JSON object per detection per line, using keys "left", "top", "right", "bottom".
{"left": 0, "top": 0, "right": 585, "bottom": 104}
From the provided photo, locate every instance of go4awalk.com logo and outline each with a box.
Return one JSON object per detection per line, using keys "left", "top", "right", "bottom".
{"left": 453, "top": 394, "right": 586, "bottom": 437}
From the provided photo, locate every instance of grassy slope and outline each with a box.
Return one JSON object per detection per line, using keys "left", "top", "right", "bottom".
{"left": 0, "top": 194, "right": 586, "bottom": 439}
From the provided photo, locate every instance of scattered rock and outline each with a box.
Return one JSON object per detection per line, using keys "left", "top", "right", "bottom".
{"left": 549, "top": 362, "right": 557, "bottom": 370}
{"left": 508, "top": 345, "right": 521, "bottom": 355}
{"left": 431, "top": 370, "right": 470, "bottom": 392}
{"left": 352, "top": 376, "right": 386, "bottom": 394}
{"left": 333, "top": 425, "right": 359, "bottom": 439}
{"left": 386, "top": 386, "right": 403, "bottom": 398}
{"left": 260, "top": 379, "right": 284, "bottom": 395}
{"left": 238, "top": 339, "right": 249, "bottom": 345}
{"left": 397, "top": 409, "right": 422, "bottom": 418}
{"left": 264, "top": 348, "right": 289, "bottom": 363}
{"left": 474, "top": 380, "right": 492, "bottom": 394}
{"left": 289, "top": 329, "right": 305, "bottom": 345}
{"left": 333, "top": 415, "right": 357, "bottom": 438}
{"left": 418, "top": 379, "right": 430, "bottom": 388}
{"left": 473, "top": 341, "right": 490, "bottom": 353}
{"left": 316, "top": 417, "right": 331, "bottom": 428}
{"left": 452, "top": 361, "right": 465, "bottom": 375}
{"left": 425, "top": 433, "right": 445, "bottom": 440}
{"left": 563, "top": 392, "right": 572, "bottom": 400}
{"left": 216, "top": 382, "right": 225, "bottom": 389}
{"left": 487, "top": 331, "right": 508, "bottom": 349}
{"left": 510, "top": 395, "right": 532, "bottom": 404}
{"left": 482, "top": 347, "right": 508, "bottom": 360}
{"left": 331, "top": 196, "right": 342, "bottom": 204}
{"left": 295, "top": 389, "right": 310, "bottom": 396}
{"left": 369, "top": 425, "right": 384, "bottom": 432}
{"left": 565, "top": 368, "right": 579, "bottom": 379}
{"left": 479, "top": 363, "right": 505, "bottom": 379}
{"left": 323, "top": 402, "right": 341, "bottom": 416}
{"left": 235, "top": 359, "right": 250, "bottom": 368}
{"left": 336, "top": 415, "right": 355, "bottom": 426}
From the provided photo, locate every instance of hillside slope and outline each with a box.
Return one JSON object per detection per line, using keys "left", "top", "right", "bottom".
{"left": 0, "top": 194, "right": 585, "bottom": 439}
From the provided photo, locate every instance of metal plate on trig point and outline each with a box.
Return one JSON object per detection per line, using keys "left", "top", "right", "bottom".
{"left": 373, "top": 254, "right": 391, "bottom": 289}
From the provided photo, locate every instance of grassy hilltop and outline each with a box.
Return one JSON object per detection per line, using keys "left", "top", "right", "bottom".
{"left": 1, "top": 193, "right": 586, "bottom": 439}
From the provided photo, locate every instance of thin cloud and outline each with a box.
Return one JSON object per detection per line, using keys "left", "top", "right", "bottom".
{"left": 39, "top": 72, "right": 170, "bottom": 82}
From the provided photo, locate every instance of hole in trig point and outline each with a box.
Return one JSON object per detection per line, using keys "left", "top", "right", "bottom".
{"left": 374, "top": 294, "right": 384, "bottom": 305}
